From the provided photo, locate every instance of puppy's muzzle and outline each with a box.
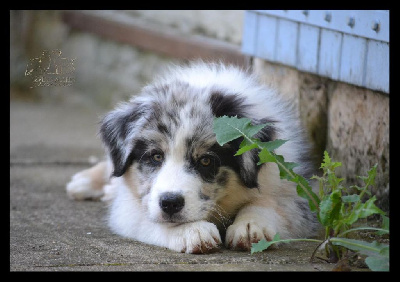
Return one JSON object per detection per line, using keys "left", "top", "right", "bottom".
{"left": 159, "top": 192, "right": 185, "bottom": 216}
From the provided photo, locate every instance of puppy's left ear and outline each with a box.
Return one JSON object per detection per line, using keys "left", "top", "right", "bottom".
{"left": 99, "top": 101, "right": 149, "bottom": 177}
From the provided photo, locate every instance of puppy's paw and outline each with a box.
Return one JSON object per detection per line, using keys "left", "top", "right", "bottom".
{"left": 225, "top": 220, "right": 278, "bottom": 251}
{"left": 66, "top": 171, "right": 104, "bottom": 201}
{"left": 170, "top": 221, "right": 222, "bottom": 254}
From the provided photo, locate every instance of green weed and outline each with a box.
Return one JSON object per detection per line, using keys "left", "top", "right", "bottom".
{"left": 213, "top": 116, "right": 389, "bottom": 271}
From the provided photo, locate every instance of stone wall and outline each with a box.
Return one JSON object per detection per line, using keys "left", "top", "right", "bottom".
{"left": 253, "top": 59, "right": 389, "bottom": 212}
{"left": 10, "top": 10, "right": 389, "bottom": 213}
{"left": 327, "top": 83, "right": 389, "bottom": 210}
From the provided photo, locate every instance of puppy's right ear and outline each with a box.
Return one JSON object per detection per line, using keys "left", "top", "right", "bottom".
{"left": 99, "top": 101, "right": 149, "bottom": 177}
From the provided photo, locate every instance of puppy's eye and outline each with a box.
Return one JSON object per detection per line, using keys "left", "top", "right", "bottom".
{"left": 152, "top": 153, "right": 164, "bottom": 163}
{"left": 199, "top": 157, "right": 211, "bottom": 167}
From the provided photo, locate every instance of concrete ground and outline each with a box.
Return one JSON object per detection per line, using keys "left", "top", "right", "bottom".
{"left": 10, "top": 91, "right": 366, "bottom": 272}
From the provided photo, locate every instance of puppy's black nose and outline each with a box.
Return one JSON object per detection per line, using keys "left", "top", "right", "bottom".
{"left": 159, "top": 192, "right": 185, "bottom": 216}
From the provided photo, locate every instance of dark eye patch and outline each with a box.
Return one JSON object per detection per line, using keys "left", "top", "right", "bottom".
{"left": 206, "top": 143, "right": 242, "bottom": 174}
{"left": 141, "top": 149, "right": 164, "bottom": 168}
{"left": 152, "top": 153, "right": 164, "bottom": 163}
{"left": 186, "top": 143, "right": 241, "bottom": 183}
{"left": 199, "top": 156, "right": 211, "bottom": 167}
{"left": 194, "top": 153, "right": 221, "bottom": 183}
{"left": 128, "top": 139, "right": 165, "bottom": 172}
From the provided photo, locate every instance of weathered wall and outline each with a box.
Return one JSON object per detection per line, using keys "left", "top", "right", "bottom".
{"left": 327, "top": 83, "right": 389, "bottom": 210}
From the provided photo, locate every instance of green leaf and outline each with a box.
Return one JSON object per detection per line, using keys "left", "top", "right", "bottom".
{"left": 338, "top": 226, "right": 389, "bottom": 237}
{"left": 358, "top": 164, "right": 377, "bottom": 187}
{"left": 213, "top": 116, "right": 246, "bottom": 146}
{"left": 318, "top": 190, "right": 342, "bottom": 226}
{"left": 213, "top": 116, "right": 269, "bottom": 146}
{"left": 365, "top": 256, "right": 389, "bottom": 271}
{"left": 341, "top": 194, "right": 360, "bottom": 203}
{"left": 342, "top": 212, "right": 359, "bottom": 226}
{"left": 380, "top": 246, "right": 389, "bottom": 256}
{"left": 258, "top": 139, "right": 288, "bottom": 151}
{"left": 377, "top": 215, "right": 389, "bottom": 235}
{"left": 251, "top": 233, "right": 280, "bottom": 254}
{"left": 341, "top": 196, "right": 385, "bottom": 227}
{"left": 235, "top": 143, "right": 258, "bottom": 156}
{"left": 356, "top": 196, "right": 385, "bottom": 219}
{"left": 295, "top": 175, "right": 320, "bottom": 213}
{"left": 321, "top": 151, "right": 342, "bottom": 170}
{"left": 257, "top": 147, "right": 276, "bottom": 165}
{"left": 274, "top": 154, "right": 299, "bottom": 180}
{"left": 331, "top": 238, "right": 389, "bottom": 271}
{"left": 330, "top": 238, "right": 388, "bottom": 258}
{"left": 327, "top": 174, "right": 345, "bottom": 190}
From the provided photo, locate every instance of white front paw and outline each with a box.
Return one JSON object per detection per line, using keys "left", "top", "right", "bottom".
{"left": 170, "top": 221, "right": 222, "bottom": 254}
{"left": 225, "top": 220, "right": 276, "bottom": 251}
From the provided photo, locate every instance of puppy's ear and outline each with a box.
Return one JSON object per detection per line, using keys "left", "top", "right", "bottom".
{"left": 99, "top": 101, "right": 149, "bottom": 177}
{"left": 209, "top": 91, "right": 246, "bottom": 118}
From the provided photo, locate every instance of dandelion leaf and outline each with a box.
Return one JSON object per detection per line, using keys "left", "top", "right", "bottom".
{"left": 213, "top": 116, "right": 269, "bottom": 146}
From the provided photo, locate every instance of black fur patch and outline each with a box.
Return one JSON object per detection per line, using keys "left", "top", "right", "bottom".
{"left": 209, "top": 91, "right": 247, "bottom": 118}
{"left": 99, "top": 102, "right": 149, "bottom": 177}
{"left": 156, "top": 122, "right": 171, "bottom": 138}
{"left": 129, "top": 139, "right": 166, "bottom": 174}
{"left": 253, "top": 118, "right": 277, "bottom": 143}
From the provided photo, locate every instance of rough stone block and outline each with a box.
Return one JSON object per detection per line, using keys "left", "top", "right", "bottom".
{"left": 327, "top": 84, "right": 389, "bottom": 212}
{"left": 253, "top": 58, "right": 300, "bottom": 109}
{"left": 299, "top": 73, "right": 328, "bottom": 165}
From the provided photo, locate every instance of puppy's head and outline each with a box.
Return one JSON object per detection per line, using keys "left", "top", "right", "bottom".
{"left": 100, "top": 71, "right": 275, "bottom": 224}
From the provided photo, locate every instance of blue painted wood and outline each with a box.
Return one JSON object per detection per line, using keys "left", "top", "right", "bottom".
{"left": 340, "top": 34, "right": 367, "bottom": 87}
{"left": 297, "top": 23, "right": 319, "bottom": 73}
{"left": 255, "top": 14, "right": 277, "bottom": 62}
{"left": 276, "top": 18, "right": 298, "bottom": 66}
{"left": 255, "top": 10, "right": 389, "bottom": 43}
{"left": 318, "top": 29, "right": 342, "bottom": 80}
{"left": 242, "top": 11, "right": 258, "bottom": 56}
{"left": 365, "top": 40, "right": 389, "bottom": 93}
{"left": 242, "top": 10, "right": 389, "bottom": 93}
